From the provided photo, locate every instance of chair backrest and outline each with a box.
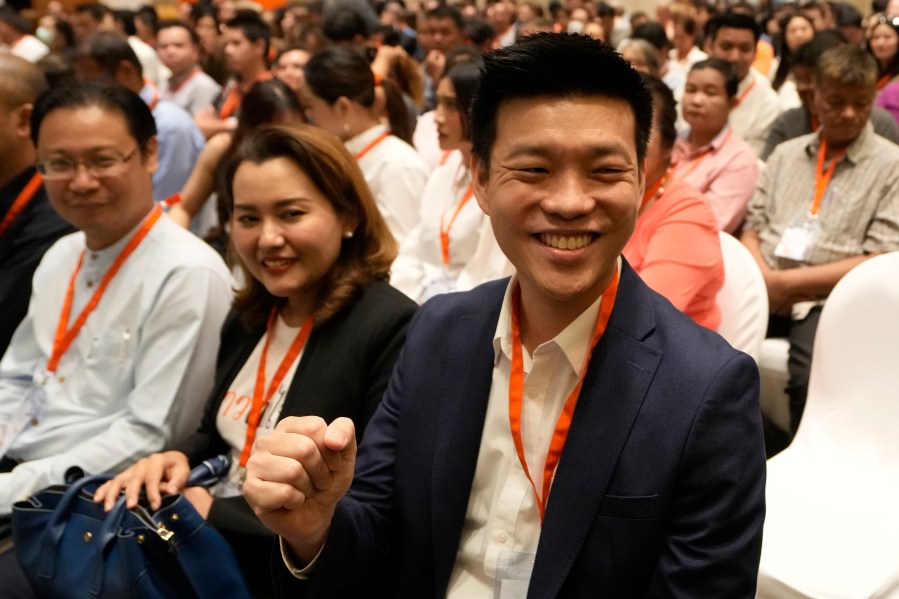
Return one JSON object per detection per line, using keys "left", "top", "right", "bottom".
{"left": 792, "top": 252, "right": 899, "bottom": 463}
{"left": 715, "top": 231, "right": 769, "bottom": 359}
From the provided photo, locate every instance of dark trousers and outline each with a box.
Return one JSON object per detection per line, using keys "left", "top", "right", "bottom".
{"left": 767, "top": 306, "right": 823, "bottom": 435}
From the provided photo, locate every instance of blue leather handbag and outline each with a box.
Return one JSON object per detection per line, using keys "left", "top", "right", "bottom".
{"left": 11, "top": 456, "right": 254, "bottom": 599}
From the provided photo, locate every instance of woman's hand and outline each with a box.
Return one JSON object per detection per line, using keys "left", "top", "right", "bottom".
{"left": 93, "top": 451, "right": 191, "bottom": 512}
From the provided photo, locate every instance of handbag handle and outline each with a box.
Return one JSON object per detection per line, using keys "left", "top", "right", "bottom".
{"left": 38, "top": 474, "right": 113, "bottom": 580}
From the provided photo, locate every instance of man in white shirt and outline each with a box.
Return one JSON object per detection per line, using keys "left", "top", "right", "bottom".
{"left": 244, "top": 33, "right": 765, "bottom": 597}
{"left": 156, "top": 20, "right": 222, "bottom": 115}
{"left": 0, "top": 7, "right": 49, "bottom": 62}
{"left": 0, "top": 82, "right": 231, "bottom": 517}
{"left": 703, "top": 12, "right": 781, "bottom": 156}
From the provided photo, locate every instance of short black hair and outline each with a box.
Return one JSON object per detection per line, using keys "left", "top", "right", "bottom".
{"left": 793, "top": 31, "right": 845, "bottom": 69}
{"left": 642, "top": 74, "right": 677, "bottom": 151}
{"left": 463, "top": 17, "right": 494, "bottom": 46}
{"left": 690, "top": 57, "right": 740, "bottom": 98}
{"left": 321, "top": 7, "right": 370, "bottom": 42}
{"left": 633, "top": 22, "right": 671, "bottom": 51}
{"left": 77, "top": 31, "right": 143, "bottom": 77}
{"left": 427, "top": 5, "right": 465, "bottom": 31}
{"left": 224, "top": 11, "right": 272, "bottom": 56}
{"left": 113, "top": 9, "right": 137, "bottom": 37}
{"left": 0, "top": 6, "right": 33, "bottom": 34}
{"left": 705, "top": 12, "right": 762, "bottom": 44}
{"left": 157, "top": 19, "right": 200, "bottom": 45}
{"left": 469, "top": 33, "right": 652, "bottom": 167}
{"left": 73, "top": 2, "right": 109, "bottom": 22}
{"left": 31, "top": 81, "right": 156, "bottom": 153}
{"left": 304, "top": 46, "right": 374, "bottom": 107}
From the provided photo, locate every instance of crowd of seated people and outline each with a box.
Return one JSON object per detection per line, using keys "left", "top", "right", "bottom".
{"left": 0, "top": 0, "right": 898, "bottom": 595}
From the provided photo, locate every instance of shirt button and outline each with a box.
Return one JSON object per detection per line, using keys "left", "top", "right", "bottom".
{"left": 496, "top": 531, "right": 508, "bottom": 543}
{"left": 90, "top": 253, "right": 98, "bottom": 261}
{"left": 31, "top": 418, "right": 39, "bottom": 426}
{"left": 527, "top": 387, "right": 540, "bottom": 399}
{"left": 86, "top": 280, "right": 94, "bottom": 288}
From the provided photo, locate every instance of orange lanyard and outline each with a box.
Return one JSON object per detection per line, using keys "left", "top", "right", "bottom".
{"left": 671, "top": 129, "right": 730, "bottom": 186}
{"left": 239, "top": 307, "right": 313, "bottom": 467}
{"left": 354, "top": 132, "right": 390, "bottom": 161}
{"left": 143, "top": 79, "right": 160, "bottom": 111}
{"left": 735, "top": 79, "right": 755, "bottom": 106}
{"left": 0, "top": 172, "right": 42, "bottom": 240}
{"left": 809, "top": 113, "right": 819, "bottom": 132}
{"left": 168, "top": 67, "right": 200, "bottom": 94}
{"left": 219, "top": 86, "right": 241, "bottom": 119}
{"left": 811, "top": 139, "right": 845, "bottom": 216}
{"left": 439, "top": 182, "right": 474, "bottom": 265}
{"left": 47, "top": 205, "right": 163, "bottom": 373}
{"left": 508, "top": 265, "right": 619, "bottom": 522}
{"left": 878, "top": 74, "right": 892, "bottom": 90}
{"left": 438, "top": 150, "right": 452, "bottom": 166}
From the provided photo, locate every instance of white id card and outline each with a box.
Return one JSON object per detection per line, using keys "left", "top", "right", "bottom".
{"left": 774, "top": 219, "right": 820, "bottom": 263}
{"left": 493, "top": 551, "right": 535, "bottom": 599}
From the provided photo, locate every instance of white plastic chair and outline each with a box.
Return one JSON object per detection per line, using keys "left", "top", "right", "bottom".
{"left": 715, "top": 232, "right": 769, "bottom": 360}
{"left": 757, "top": 252, "right": 899, "bottom": 599}
{"left": 758, "top": 338, "right": 791, "bottom": 433}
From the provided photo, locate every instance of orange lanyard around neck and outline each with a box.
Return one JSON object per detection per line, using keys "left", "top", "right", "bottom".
{"left": 877, "top": 74, "right": 892, "bottom": 90}
{"left": 169, "top": 67, "right": 201, "bottom": 94}
{"left": 439, "top": 182, "right": 474, "bottom": 265}
{"left": 0, "top": 172, "right": 41, "bottom": 240}
{"left": 354, "top": 131, "right": 390, "bottom": 161}
{"left": 143, "top": 79, "right": 160, "bottom": 111}
{"left": 508, "top": 265, "right": 619, "bottom": 523}
{"left": 219, "top": 86, "right": 241, "bottom": 119}
{"left": 735, "top": 79, "right": 756, "bottom": 106}
{"left": 47, "top": 205, "right": 163, "bottom": 373}
{"left": 238, "top": 307, "right": 314, "bottom": 467}
{"left": 672, "top": 128, "right": 730, "bottom": 186}
{"left": 812, "top": 139, "right": 845, "bottom": 216}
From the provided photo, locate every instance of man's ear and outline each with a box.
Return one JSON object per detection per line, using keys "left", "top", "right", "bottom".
{"left": 13, "top": 103, "right": 33, "bottom": 140}
{"left": 334, "top": 96, "right": 353, "bottom": 119}
{"left": 115, "top": 59, "right": 140, "bottom": 87}
{"left": 470, "top": 153, "right": 490, "bottom": 215}
{"left": 143, "top": 136, "right": 159, "bottom": 175}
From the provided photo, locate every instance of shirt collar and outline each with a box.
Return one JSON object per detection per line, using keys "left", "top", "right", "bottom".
{"left": 492, "top": 261, "right": 616, "bottom": 374}
{"left": 677, "top": 124, "right": 732, "bottom": 157}
{"left": 82, "top": 206, "right": 159, "bottom": 268}
{"left": 804, "top": 120, "right": 874, "bottom": 165}
{"left": 344, "top": 123, "right": 389, "bottom": 156}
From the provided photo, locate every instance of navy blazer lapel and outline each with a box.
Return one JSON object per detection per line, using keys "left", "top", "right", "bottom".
{"left": 430, "top": 284, "right": 505, "bottom": 594}
{"left": 528, "top": 264, "right": 662, "bottom": 598}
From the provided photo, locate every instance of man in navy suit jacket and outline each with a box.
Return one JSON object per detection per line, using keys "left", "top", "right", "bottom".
{"left": 244, "top": 33, "right": 766, "bottom": 597}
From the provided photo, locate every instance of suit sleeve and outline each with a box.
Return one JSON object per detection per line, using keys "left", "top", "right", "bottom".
{"left": 647, "top": 351, "right": 766, "bottom": 597}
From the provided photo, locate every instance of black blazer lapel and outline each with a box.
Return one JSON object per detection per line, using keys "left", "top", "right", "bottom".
{"left": 529, "top": 264, "right": 663, "bottom": 598}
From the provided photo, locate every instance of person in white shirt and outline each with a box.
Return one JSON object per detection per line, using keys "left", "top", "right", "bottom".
{"left": 241, "top": 32, "right": 765, "bottom": 597}
{"left": 392, "top": 55, "right": 511, "bottom": 302}
{"left": 0, "top": 7, "right": 49, "bottom": 63}
{"left": 0, "top": 82, "right": 231, "bottom": 520}
{"left": 300, "top": 46, "right": 428, "bottom": 244}
{"left": 157, "top": 20, "right": 222, "bottom": 116}
{"left": 702, "top": 12, "right": 782, "bottom": 156}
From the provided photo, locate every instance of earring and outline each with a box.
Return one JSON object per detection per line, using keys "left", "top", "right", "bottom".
{"left": 343, "top": 231, "right": 354, "bottom": 239}
{"left": 343, "top": 123, "right": 351, "bottom": 135}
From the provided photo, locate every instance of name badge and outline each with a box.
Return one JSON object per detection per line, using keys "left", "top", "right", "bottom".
{"left": 774, "top": 219, "right": 820, "bottom": 263}
{"left": 493, "top": 551, "right": 535, "bottom": 599}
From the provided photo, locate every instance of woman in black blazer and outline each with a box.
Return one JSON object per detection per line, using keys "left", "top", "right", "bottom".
{"left": 96, "top": 125, "right": 417, "bottom": 597}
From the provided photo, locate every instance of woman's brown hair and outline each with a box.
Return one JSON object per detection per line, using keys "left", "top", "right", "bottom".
{"left": 223, "top": 124, "right": 398, "bottom": 329}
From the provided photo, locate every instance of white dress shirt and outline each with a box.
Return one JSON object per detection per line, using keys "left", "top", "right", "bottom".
{"left": 345, "top": 124, "right": 429, "bottom": 244}
{"left": 0, "top": 213, "right": 232, "bottom": 513}
{"left": 391, "top": 162, "right": 512, "bottom": 302}
{"left": 728, "top": 68, "right": 782, "bottom": 157}
{"left": 446, "top": 276, "right": 604, "bottom": 597}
